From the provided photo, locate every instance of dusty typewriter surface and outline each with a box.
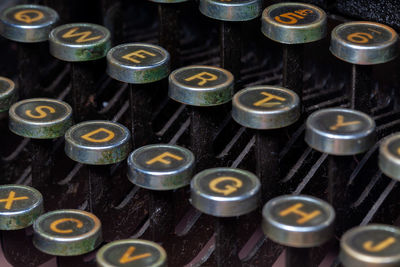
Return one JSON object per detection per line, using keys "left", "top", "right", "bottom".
{"left": 0, "top": 0, "right": 400, "bottom": 266}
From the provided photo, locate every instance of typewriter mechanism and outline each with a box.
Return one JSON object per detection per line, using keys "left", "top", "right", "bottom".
{"left": 0, "top": 0, "right": 400, "bottom": 266}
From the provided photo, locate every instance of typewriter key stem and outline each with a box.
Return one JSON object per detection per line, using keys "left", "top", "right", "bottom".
{"left": 71, "top": 61, "right": 105, "bottom": 122}
{"left": 215, "top": 217, "right": 241, "bottom": 266}
{"left": 18, "top": 43, "right": 43, "bottom": 99}
{"left": 220, "top": 22, "right": 242, "bottom": 90}
{"left": 190, "top": 106, "right": 226, "bottom": 171}
{"left": 282, "top": 44, "right": 304, "bottom": 99}
{"left": 147, "top": 191, "right": 174, "bottom": 241}
{"left": 129, "top": 84, "right": 154, "bottom": 149}
{"left": 350, "top": 65, "right": 373, "bottom": 114}
{"left": 30, "top": 140, "right": 53, "bottom": 203}
{"left": 158, "top": 4, "right": 181, "bottom": 69}
{"left": 285, "top": 247, "right": 311, "bottom": 267}
{"left": 256, "top": 130, "right": 281, "bottom": 203}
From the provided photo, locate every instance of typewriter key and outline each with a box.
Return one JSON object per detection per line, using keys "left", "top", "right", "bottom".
{"left": 65, "top": 120, "right": 131, "bottom": 165}
{"left": 9, "top": 98, "right": 73, "bottom": 204}
{"left": 107, "top": 43, "right": 170, "bottom": 148}
{"left": 0, "top": 185, "right": 43, "bottom": 230}
{"left": 128, "top": 144, "right": 194, "bottom": 190}
{"left": 191, "top": 167, "right": 260, "bottom": 265}
{"left": 169, "top": 65, "right": 233, "bottom": 170}
{"left": 97, "top": 239, "right": 167, "bottom": 267}
{"left": 200, "top": 0, "right": 263, "bottom": 89}
{"left": 262, "top": 2, "right": 327, "bottom": 98}
{"left": 330, "top": 21, "right": 399, "bottom": 113}
{"left": 0, "top": 4, "right": 59, "bottom": 98}
{"left": 9, "top": 98, "right": 73, "bottom": 139}
{"left": 65, "top": 120, "right": 131, "bottom": 233}
{"left": 340, "top": 224, "right": 400, "bottom": 267}
{"left": 305, "top": 108, "right": 375, "bottom": 231}
{"left": 0, "top": 76, "right": 16, "bottom": 112}
{"left": 379, "top": 133, "right": 400, "bottom": 181}
{"left": 33, "top": 209, "right": 102, "bottom": 256}
{"left": 49, "top": 23, "right": 111, "bottom": 121}
{"left": 128, "top": 144, "right": 194, "bottom": 241}
{"left": 262, "top": 195, "right": 335, "bottom": 267}
{"left": 232, "top": 86, "right": 300, "bottom": 201}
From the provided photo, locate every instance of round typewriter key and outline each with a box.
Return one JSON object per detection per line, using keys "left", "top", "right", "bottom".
{"left": 0, "top": 76, "right": 16, "bottom": 112}
{"left": 330, "top": 21, "right": 399, "bottom": 113}
{"left": 49, "top": 23, "right": 111, "bottom": 121}
{"left": 263, "top": 195, "right": 335, "bottom": 267}
{"left": 0, "top": 5, "right": 59, "bottom": 99}
{"left": 96, "top": 239, "right": 167, "bottom": 267}
{"left": 340, "top": 224, "right": 400, "bottom": 267}
{"left": 9, "top": 98, "right": 73, "bottom": 139}
{"left": 200, "top": 0, "right": 262, "bottom": 21}
{"left": 169, "top": 65, "right": 233, "bottom": 171}
{"left": 107, "top": 43, "right": 170, "bottom": 84}
{"left": 49, "top": 23, "right": 111, "bottom": 62}
{"left": 261, "top": 3, "right": 327, "bottom": 44}
{"left": 199, "top": 0, "right": 262, "bottom": 89}
{"left": 33, "top": 209, "right": 102, "bottom": 256}
{"left": 262, "top": 195, "right": 335, "bottom": 247}
{"left": 128, "top": 144, "right": 195, "bottom": 190}
{"left": 191, "top": 167, "right": 260, "bottom": 217}
{"left": 330, "top": 21, "right": 399, "bottom": 65}
{"left": 379, "top": 133, "right": 400, "bottom": 181}
{"left": 232, "top": 86, "right": 300, "bottom": 130}
{"left": 305, "top": 108, "right": 375, "bottom": 155}
{"left": 169, "top": 65, "right": 234, "bottom": 106}
{"left": 261, "top": 3, "right": 327, "bottom": 98}
{"left": 0, "top": 4, "right": 59, "bottom": 43}
{"left": 127, "top": 144, "right": 195, "bottom": 242}
{"left": 232, "top": 86, "right": 300, "bottom": 202}
{"left": 191, "top": 167, "right": 260, "bottom": 265}
{"left": 65, "top": 120, "right": 131, "bottom": 165}
{"left": 305, "top": 108, "right": 375, "bottom": 233}
{"left": 107, "top": 43, "right": 171, "bottom": 147}
{"left": 0, "top": 185, "right": 43, "bottom": 230}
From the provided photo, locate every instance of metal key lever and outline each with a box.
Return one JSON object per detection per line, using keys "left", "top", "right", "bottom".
{"left": 232, "top": 86, "right": 300, "bottom": 203}
{"left": 191, "top": 167, "right": 261, "bottom": 267}
{"left": 305, "top": 108, "right": 376, "bottom": 234}
{"left": 330, "top": 21, "right": 399, "bottom": 114}
{"left": 168, "top": 65, "right": 234, "bottom": 172}
{"left": 0, "top": 185, "right": 47, "bottom": 267}
{"left": 261, "top": 2, "right": 327, "bottom": 99}
{"left": 107, "top": 43, "right": 170, "bottom": 148}
{"left": 49, "top": 23, "right": 111, "bottom": 122}
{"left": 65, "top": 120, "right": 131, "bottom": 241}
{"left": 0, "top": 5, "right": 59, "bottom": 99}
{"left": 128, "top": 144, "right": 195, "bottom": 242}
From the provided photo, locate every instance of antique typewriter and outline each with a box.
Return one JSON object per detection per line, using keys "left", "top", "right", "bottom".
{"left": 0, "top": 0, "right": 400, "bottom": 266}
